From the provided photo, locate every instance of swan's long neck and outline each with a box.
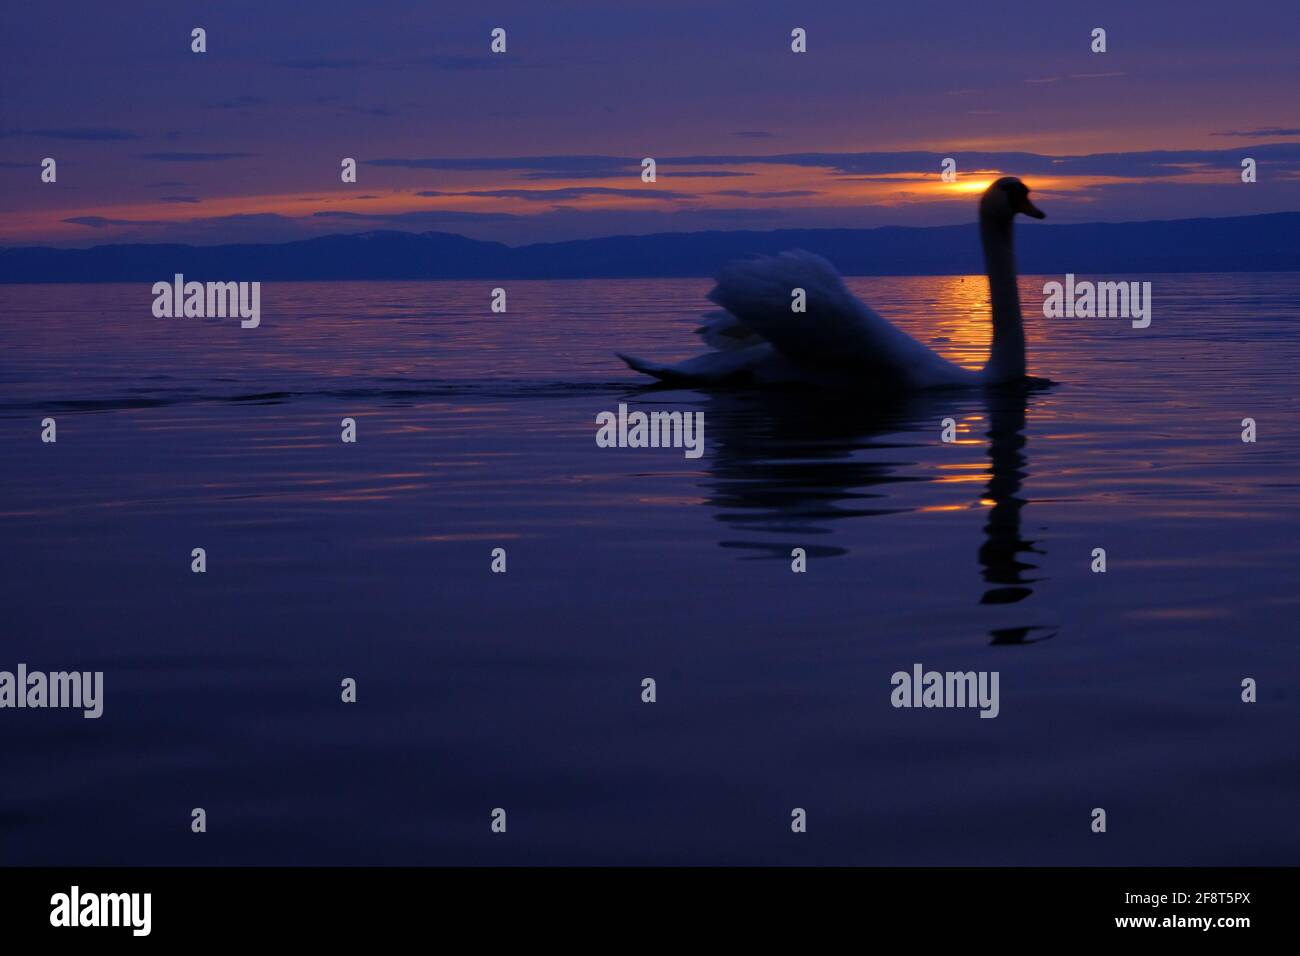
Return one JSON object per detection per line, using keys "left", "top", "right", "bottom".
{"left": 980, "top": 216, "right": 1026, "bottom": 383}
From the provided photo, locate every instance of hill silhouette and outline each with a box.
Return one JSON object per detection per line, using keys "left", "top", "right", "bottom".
{"left": 3, "top": 212, "right": 1298, "bottom": 282}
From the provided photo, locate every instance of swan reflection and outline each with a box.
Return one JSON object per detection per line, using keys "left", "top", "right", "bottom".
{"left": 656, "top": 382, "right": 1057, "bottom": 644}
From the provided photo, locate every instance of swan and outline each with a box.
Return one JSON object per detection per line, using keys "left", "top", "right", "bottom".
{"left": 617, "top": 177, "right": 1045, "bottom": 389}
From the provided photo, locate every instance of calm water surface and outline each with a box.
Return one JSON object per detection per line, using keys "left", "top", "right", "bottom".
{"left": 1, "top": 274, "right": 1297, "bottom": 864}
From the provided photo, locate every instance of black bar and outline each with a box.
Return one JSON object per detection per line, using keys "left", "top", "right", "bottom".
{"left": 0, "top": 866, "right": 1287, "bottom": 942}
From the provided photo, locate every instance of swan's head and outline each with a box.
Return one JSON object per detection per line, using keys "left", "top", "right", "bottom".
{"left": 980, "top": 177, "right": 1046, "bottom": 222}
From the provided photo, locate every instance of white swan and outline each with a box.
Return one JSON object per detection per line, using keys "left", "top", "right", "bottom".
{"left": 618, "top": 177, "right": 1045, "bottom": 389}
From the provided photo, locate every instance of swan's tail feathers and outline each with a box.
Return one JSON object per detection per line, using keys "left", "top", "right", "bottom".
{"left": 616, "top": 352, "right": 675, "bottom": 380}
{"left": 617, "top": 347, "right": 765, "bottom": 384}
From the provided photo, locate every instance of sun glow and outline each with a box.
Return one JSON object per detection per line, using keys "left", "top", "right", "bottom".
{"left": 950, "top": 178, "right": 995, "bottom": 193}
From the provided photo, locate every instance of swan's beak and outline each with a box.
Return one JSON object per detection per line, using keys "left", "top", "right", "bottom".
{"left": 1016, "top": 195, "right": 1046, "bottom": 219}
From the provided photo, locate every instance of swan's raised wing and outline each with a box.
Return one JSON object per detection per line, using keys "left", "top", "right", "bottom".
{"left": 707, "top": 250, "right": 961, "bottom": 385}
{"left": 695, "top": 309, "right": 764, "bottom": 351}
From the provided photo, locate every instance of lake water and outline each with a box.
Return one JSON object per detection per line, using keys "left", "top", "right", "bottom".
{"left": 1, "top": 274, "right": 1297, "bottom": 865}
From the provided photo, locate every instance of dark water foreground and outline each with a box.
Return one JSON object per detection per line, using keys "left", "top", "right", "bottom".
{"left": 0, "top": 274, "right": 1296, "bottom": 864}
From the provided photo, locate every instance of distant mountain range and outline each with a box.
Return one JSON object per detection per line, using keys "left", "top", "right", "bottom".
{"left": 3, "top": 212, "right": 1298, "bottom": 282}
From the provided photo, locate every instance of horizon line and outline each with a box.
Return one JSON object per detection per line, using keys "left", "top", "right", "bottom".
{"left": 5, "top": 208, "right": 1300, "bottom": 253}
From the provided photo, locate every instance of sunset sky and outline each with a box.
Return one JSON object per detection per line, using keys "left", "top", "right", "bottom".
{"left": 2, "top": 0, "right": 1298, "bottom": 247}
